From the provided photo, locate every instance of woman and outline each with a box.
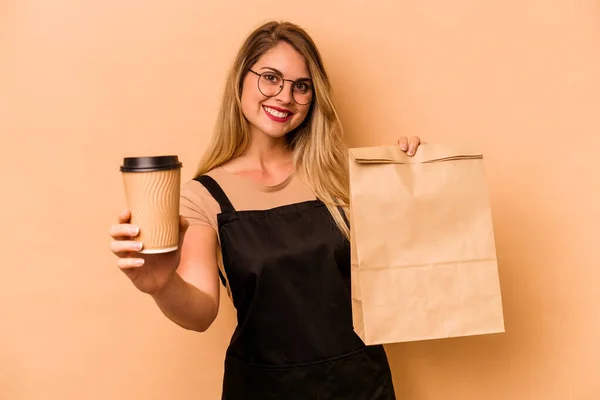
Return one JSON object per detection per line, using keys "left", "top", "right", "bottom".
{"left": 110, "top": 21, "right": 422, "bottom": 399}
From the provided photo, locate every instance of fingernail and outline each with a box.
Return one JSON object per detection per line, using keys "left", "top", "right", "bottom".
{"left": 130, "top": 226, "right": 139, "bottom": 236}
{"left": 408, "top": 147, "right": 415, "bottom": 156}
{"left": 133, "top": 259, "right": 144, "bottom": 266}
{"left": 133, "top": 242, "right": 143, "bottom": 250}
{"left": 400, "top": 143, "right": 408, "bottom": 151}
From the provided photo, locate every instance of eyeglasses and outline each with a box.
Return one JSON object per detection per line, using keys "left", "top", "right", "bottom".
{"left": 248, "top": 69, "right": 314, "bottom": 105}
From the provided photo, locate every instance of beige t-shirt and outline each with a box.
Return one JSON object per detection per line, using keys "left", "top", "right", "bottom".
{"left": 180, "top": 166, "right": 317, "bottom": 231}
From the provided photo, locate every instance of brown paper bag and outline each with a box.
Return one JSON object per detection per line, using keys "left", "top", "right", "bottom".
{"left": 348, "top": 143, "right": 505, "bottom": 345}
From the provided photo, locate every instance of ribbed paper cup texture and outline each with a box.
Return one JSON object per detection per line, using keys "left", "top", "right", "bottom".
{"left": 122, "top": 168, "right": 180, "bottom": 254}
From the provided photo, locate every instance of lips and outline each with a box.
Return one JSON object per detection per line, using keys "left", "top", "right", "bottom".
{"left": 263, "top": 106, "right": 293, "bottom": 123}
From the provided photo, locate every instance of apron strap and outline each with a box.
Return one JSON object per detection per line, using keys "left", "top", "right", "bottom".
{"left": 194, "top": 175, "right": 236, "bottom": 214}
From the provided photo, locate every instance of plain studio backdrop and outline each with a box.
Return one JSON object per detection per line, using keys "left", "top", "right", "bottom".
{"left": 1, "top": 1, "right": 599, "bottom": 399}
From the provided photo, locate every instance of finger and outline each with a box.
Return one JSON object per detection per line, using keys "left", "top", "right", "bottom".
{"left": 117, "top": 257, "right": 145, "bottom": 269}
{"left": 118, "top": 209, "right": 132, "bottom": 224}
{"left": 177, "top": 216, "right": 190, "bottom": 248}
{"left": 407, "top": 136, "right": 421, "bottom": 156}
{"left": 397, "top": 136, "right": 408, "bottom": 151}
{"left": 110, "top": 240, "right": 143, "bottom": 255}
{"left": 109, "top": 223, "right": 140, "bottom": 239}
{"left": 179, "top": 216, "right": 189, "bottom": 233}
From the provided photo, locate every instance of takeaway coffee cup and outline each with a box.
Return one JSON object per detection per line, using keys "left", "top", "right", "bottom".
{"left": 120, "top": 155, "right": 183, "bottom": 254}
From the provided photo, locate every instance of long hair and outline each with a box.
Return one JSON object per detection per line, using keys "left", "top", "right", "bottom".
{"left": 195, "top": 21, "right": 350, "bottom": 239}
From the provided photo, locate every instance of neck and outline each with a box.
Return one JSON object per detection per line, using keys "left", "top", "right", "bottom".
{"left": 244, "top": 131, "right": 293, "bottom": 171}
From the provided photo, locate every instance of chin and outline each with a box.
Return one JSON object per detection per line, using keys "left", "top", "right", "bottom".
{"left": 264, "top": 127, "right": 293, "bottom": 139}
{"left": 253, "top": 120, "right": 300, "bottom": 139}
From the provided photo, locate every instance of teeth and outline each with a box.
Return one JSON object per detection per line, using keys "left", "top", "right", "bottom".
{"left": 265, "top": 107, "right": 289, "bottom": 118}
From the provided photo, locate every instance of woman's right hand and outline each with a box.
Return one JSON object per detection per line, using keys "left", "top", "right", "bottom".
{"left": 109, "top": 209, "right": 189, "bottom": 295}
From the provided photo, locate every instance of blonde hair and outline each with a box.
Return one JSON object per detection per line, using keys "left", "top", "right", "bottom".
{"left": 195, "top": 21, "right": 350, "bottom": 238}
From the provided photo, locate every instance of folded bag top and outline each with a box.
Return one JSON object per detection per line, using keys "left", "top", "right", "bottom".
{"left": 349, "top": 143, "right": 483, "bottom": 164}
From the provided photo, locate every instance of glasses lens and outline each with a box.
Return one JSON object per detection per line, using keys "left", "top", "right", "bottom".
{"left": 258, "top": 73, "right": 283, "bottom": 97}
{"left": 292, "top": 80, "right": 314, "bottom": 105}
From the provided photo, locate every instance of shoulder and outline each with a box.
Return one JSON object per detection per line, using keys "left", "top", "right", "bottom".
{"left": 181, "top": 178, "right": 210, "bottom": 203}
{"left": 180, "top": 171, "right": 222, "bottom": 230}
{"left": 181, "top": 168, "right": 224, "bottom": 200}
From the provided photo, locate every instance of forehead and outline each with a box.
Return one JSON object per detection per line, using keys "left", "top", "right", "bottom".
{"left": 252, "top": 41, "right": 310, "bottom": 79}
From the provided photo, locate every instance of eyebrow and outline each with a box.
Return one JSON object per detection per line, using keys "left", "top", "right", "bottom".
{"left": 260, "top": 66, "right": 311, "bottom": 81}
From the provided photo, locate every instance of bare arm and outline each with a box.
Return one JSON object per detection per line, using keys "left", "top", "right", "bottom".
{"left": 151, "top": 225, "right": 221, "bottom": 332}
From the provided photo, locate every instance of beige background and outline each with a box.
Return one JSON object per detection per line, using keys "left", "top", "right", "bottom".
{"left": 2, "top": 0, "right": 599, "bottom": 399}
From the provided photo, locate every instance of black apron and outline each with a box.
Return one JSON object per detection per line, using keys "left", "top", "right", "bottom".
{"left": 195, "top": 175, "right": 396, "bottom": 400}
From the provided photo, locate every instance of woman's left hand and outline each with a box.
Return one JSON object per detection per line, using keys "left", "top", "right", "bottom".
{"left": 396, "top": 136, "right": 423, "bottom": 156}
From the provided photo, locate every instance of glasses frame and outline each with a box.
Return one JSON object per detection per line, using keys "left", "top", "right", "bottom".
{"left": 248, "top": 69, "right": 314, "bottom": 105}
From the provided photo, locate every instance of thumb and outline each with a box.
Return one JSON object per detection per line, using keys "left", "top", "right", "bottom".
{"left": 179, "top": 215, "right": 189, "bottom": 234}
{"left": 178, "top": 215, "right": 189, "bottom": 246}
{"left": 177, "top": 215, "right": 190, "bottom": 256}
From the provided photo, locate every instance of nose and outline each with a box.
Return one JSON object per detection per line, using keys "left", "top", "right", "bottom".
{"left": 275, "top": 80, "right": 294, "bottom": 104}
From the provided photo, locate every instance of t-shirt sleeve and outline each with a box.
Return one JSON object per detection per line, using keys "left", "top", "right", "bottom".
{"left": 179, "top": 180, "right": 218, "bottom": 231}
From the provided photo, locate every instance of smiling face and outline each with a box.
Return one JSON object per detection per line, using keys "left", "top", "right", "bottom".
{"left": 240, "top": 41, "right": 313, "bottom": 140}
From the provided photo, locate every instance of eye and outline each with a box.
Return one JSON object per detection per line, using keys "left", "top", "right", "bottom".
{"left": 294, "top": 81, "right": 312, "bottom": 93}
{"left": 262, "top": 74, "right": 282, "bottom": 85}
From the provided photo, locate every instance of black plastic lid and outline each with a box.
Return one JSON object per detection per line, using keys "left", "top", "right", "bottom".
{"left": 120, "top": 155, "right": 182, "bottom": 172}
